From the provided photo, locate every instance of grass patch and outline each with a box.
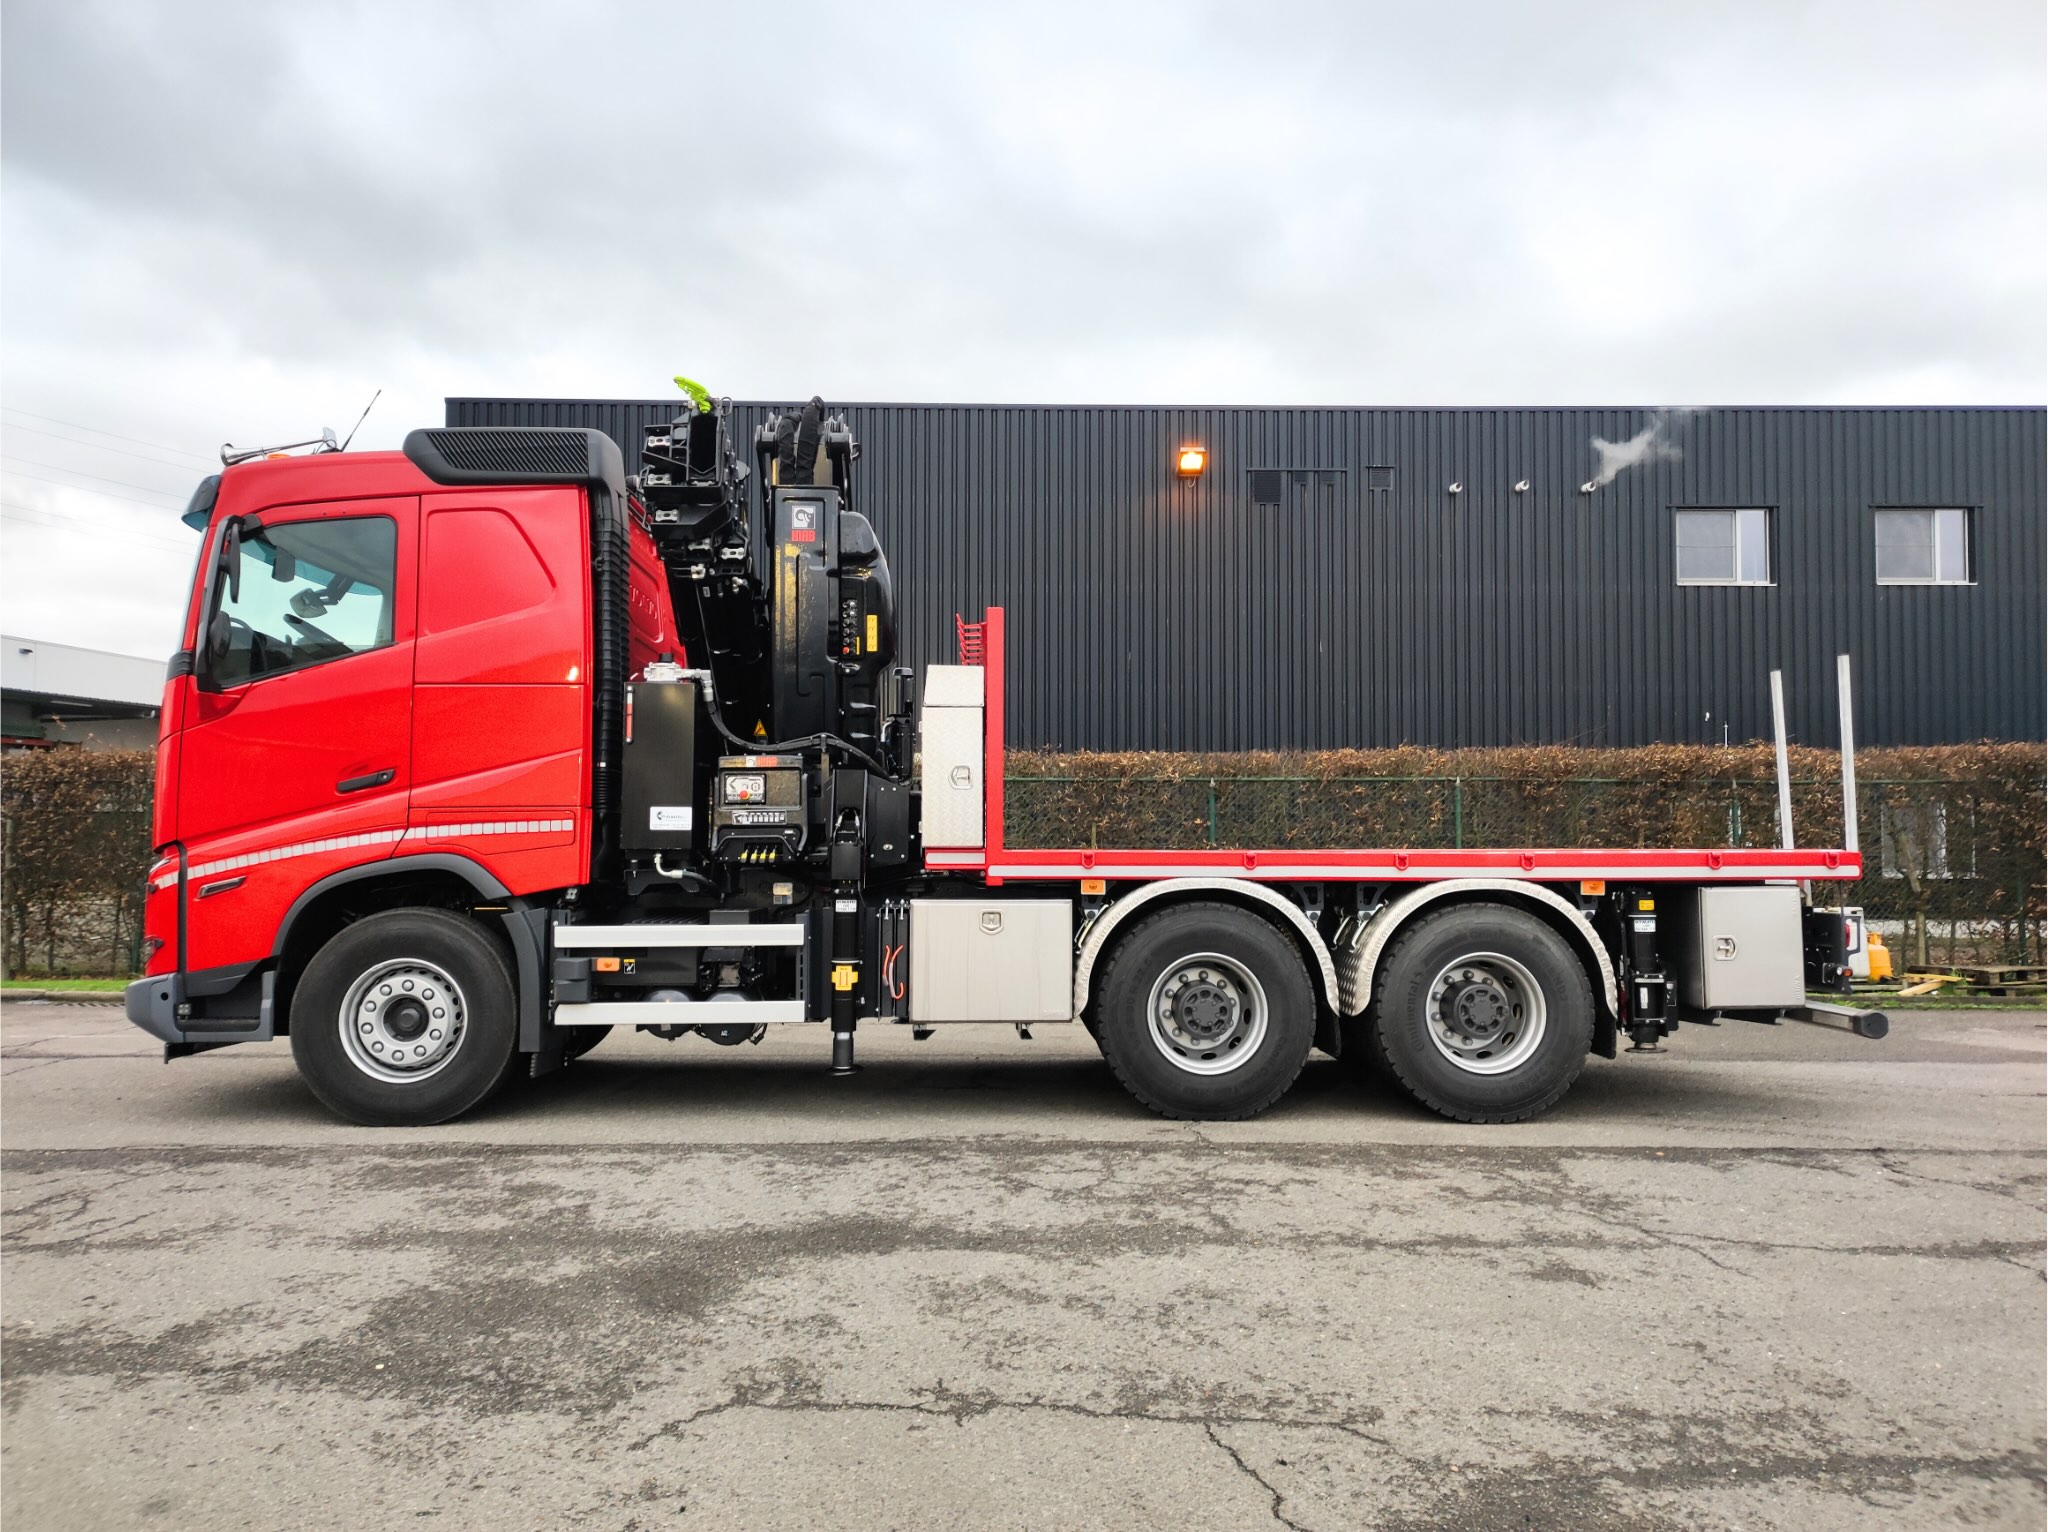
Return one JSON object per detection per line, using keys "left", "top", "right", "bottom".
{"left": 2, "top": 978, "right": 129, "bottom": 992}
{"left": 1823, "top": 990, "right": 2044, "bottom": 1012}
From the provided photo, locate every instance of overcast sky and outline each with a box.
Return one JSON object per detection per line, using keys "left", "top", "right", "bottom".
{"left": 2, "top": 0, "right": 2042, "bottom": 659}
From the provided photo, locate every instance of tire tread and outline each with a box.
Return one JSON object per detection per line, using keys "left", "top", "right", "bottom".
{"left": 1366, "top": 903, "right": 1591, "bottom": 1125}
{"left": 1095, "top": 901, "right": 1313, "bottom": 1121}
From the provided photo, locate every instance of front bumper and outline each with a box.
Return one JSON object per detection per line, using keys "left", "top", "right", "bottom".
{"left": 125, "top": 964, "right": 273, "bottom": 1055}
{"left": 125, "top": 973, "right": 185, "bottom": 1044}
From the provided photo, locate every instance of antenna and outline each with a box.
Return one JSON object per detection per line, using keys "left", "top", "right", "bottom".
{"left": 338, "top": 388, "right": 383, "bottom": 452}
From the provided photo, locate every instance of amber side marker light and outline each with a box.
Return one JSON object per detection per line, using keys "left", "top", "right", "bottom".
{"left": 1176, "top": 446, "right": 1207, "bottom": 478}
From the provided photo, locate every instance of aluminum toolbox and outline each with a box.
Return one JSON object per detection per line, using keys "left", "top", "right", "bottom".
{"left": 909, "top": 899, "right": 1073, "bottom": 1022}
{"left": 922, "top": 664, "right": 985, "bottom": 708}
{"left": 919, "top": 667, "right": 984, "bottom": 848}
{"left": 1669, "top": 885, "right": 1806, "bottom": 1010}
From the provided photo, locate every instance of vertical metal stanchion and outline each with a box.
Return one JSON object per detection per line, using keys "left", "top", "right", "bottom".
{"left": 1770, "top": 670, "right": 1796, "bottom": 852}
{"left": 1836, "top": 654, "right": 1859, "bottom": 855}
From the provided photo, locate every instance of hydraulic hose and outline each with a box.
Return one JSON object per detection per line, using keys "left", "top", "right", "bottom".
{"left": 685, "top": 579, "right": 895, "bottom": 778}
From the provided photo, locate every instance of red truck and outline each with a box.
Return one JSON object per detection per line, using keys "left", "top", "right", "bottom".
{"left": 127, "top": 401, "right": 1883, "bottom": 1126}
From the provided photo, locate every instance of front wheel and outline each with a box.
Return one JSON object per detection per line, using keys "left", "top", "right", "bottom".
{"left": 1368, "top": 902, "right": 1594, "bottom": 1123}
{"left": 290, "top": 908, "right": 520, "bottom": 1126}
{"left": 1095, "top": 902, "right": 1315, "bottom": 1120}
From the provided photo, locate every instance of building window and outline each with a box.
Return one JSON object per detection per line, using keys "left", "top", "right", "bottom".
{"left": 1248, "top": 468, "right": 1344, "bottom": 511}
{"left": 1675, "top": 508, "right": 1772, "bottom": 585}
{"left": 1876, "top": 508, "right": 1971, "bottom": 584}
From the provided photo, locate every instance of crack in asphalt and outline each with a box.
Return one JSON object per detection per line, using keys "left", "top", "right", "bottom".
{"left": 1205, "top": 1422, "right": 1310, "bottom": 1530}
{"left": 601, "top": 1383, "right": 2043, "bottom": 1531}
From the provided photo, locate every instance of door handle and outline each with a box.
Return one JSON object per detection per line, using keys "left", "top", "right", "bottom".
{"left": 337, "top": 769, "right": 396, "bottom": 795}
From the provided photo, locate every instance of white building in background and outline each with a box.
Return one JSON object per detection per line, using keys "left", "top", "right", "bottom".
{"left": 1, "top": 635, "right": 163, "bottom": 750}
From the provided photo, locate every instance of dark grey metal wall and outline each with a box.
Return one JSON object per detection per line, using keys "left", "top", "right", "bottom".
{"left": 448, "top": 399, "right": 2046, "bottom": 751}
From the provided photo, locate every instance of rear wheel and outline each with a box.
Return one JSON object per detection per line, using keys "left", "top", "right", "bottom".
{"left": 1095, "top": 902, "right": 1314, "bottom": 1120}
{"left": 1368, "top": 902, "right": 1594, "bottom": 1123}
{"left": 290, "top": 908, "right": 520, "bottom": 1126}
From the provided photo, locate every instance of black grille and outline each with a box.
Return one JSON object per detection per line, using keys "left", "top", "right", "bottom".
{"left": 417, "top": 427, "right": 593, "bottom": 476}
{"left": 403, "top": 424, "right": 625, "bottom": 496}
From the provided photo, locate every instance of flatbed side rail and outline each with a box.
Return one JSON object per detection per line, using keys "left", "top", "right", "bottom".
{"left": 926, "top": 846, "right": 1863, "bottom": 882}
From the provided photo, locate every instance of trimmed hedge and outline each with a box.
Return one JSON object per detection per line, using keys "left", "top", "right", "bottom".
{"left": 1005, "top": 743, "right": 2045, "bottom": 959}
{"left": 3, "top": 743, "right": 2040, "bottom": 974}
{"left": 2, "top": 749, "right": 154, "bottom": 976}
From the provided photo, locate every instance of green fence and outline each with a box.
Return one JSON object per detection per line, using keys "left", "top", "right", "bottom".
{"left": 1005, "top": 774, "right": 2042, "bottom": 956}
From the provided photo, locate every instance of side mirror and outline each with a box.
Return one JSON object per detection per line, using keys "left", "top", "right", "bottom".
{"left": 196, "top": 517, "right": 250, "bottom": 693}
{"left": 195, "top": 605, "right": 233, "bottom": 694}
{"left": 218, "top": 516, "right": 243, "bottom": 604}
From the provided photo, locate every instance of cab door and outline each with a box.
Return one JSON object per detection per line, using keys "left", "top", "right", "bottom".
{"left": 178, "top": 497, "right": 418, "bottom": 972}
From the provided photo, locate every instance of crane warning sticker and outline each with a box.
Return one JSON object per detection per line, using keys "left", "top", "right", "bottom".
{"left": 649, "top": 806, "right": 694, "bottom": 831}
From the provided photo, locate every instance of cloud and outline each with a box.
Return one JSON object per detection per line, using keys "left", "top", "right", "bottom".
{"left": 1, "top": 0, "right": 2042, "bottom": 654}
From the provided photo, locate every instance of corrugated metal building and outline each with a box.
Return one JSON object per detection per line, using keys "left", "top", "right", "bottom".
{"left": 448, "top": 399, "right": 2045, "bottom": 751}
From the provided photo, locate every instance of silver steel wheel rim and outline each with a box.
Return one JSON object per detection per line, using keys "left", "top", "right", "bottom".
{"left": 1423, "top": 950, "right": 1547, "bottom": 1075}
{"left": 1146, "top": 952, "right": 1268, "bottom": 1076}
{"left": 339, "top": 958, "right": 467, "bottom": 1085}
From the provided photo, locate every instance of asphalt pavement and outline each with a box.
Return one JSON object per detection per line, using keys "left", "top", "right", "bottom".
{"left": 3, "top": 999, "right": 2043, "bottom": 1530}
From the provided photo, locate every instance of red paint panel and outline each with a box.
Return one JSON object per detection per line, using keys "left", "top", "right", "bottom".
{"left": 143, "top": 854, "right": 178, "bottom": 976}
{"left": 210, "top": 451, "right": 441, "bottom": 521}
{"left": 151, "top": 728, "right": 181, "bottom": 848}
{"left": 400, "top": 832, "right": 587, "bottom": 897}
{"left": 626, "top": 510, "right": 682, "bottom": 676}
{"left": 409, "top": 488, "right": 589, "bottom": 899}
{"left": 417, "top": 490, "right": 587, "bottom": 686}
{"left": 411, "top": 687, "right": 586, "bottom": 810}
{"left": 182, "top": 633, "right": 416, "bottom": 841}
{"left": 180, "top": 818, "right": 408, "bottom": 972}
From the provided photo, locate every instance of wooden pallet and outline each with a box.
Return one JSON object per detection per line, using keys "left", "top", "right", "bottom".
{"left": 1897, "top": 975, "right": 1965, "bottom": 998}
